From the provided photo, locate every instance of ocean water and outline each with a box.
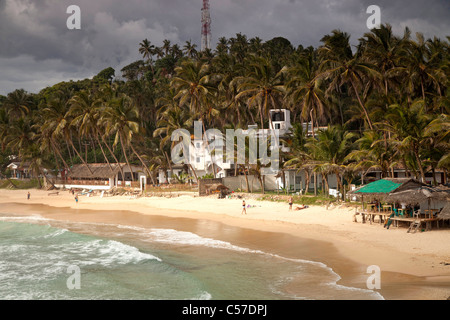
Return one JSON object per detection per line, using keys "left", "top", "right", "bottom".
{"left": 0, "top": 212, "right": 384, "bottom": 300}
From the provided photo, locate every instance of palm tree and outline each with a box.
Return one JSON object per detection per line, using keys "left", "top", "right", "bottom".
{"left": 6, "top": 117, "right": 35, "bottom": 157}
{"left": 383, "top": 100, "right": 432, "bottom": 182}
{"left": 38, "top": 98, "right": 72, "bottom": 175}
{"left": 68, "top": 91, "right": 117, "bottom": 172}
{"left": 154, "top": 99, "right": 198, "bottom": 183}
{"left": 286, "top": 49, "right": 328, "bottom": 137}
{"left": 4, "top": 89, "right": 34, "bottom": 120}
{"left": 183, "top": 40, "right": 198, "bottom": 59}
{"left": 358, "top": 24, "right": 406, "bottom": 100}
{"left": 0, "top": 108, "right": 10, "bottom": 151}
{"left": 424, "top": 113, "right": 450, "bottom": 184}
{"left": 139, "top": 38, "right": 156, "bottom": 74}
{"left": 284, "top": 123, "right": 314, "bottom": 194}
{"left": 139, "top": 38, "right": 155, "bottom": 61}
{"left": 162, "top": 39, "right": 172, "bottom": 57}
{"left": 345, "top": 130, "right": 394, "bottom": 184}
{"left": 400, "top": 33, "right": 445, "bottom": 107}
{"left": 170, "top": 59, "right": 220, "bottom": 177}
{"left": 235, "top": 56, "right": 286, "bottom": 133}
{"left": 171, "top": 44, "right": 183, "bottom": 59}
{"left": 171, "top": 59, "right": 215, "bottom": 117}
{"left": 306, "top": 125, "right": 357, "bottom": 199}
{"left": 318, "top": 30, "right": 381, "bottom": 131}
{"left": 100, "top": 95, "right": 154, "bottom": 183}
{"left": 215, "top": 37, "right": 229, "bottom": 56}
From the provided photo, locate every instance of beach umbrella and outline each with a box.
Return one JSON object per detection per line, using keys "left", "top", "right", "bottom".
{"left": 349, "top": 178, "right": 427, "bottom": 199}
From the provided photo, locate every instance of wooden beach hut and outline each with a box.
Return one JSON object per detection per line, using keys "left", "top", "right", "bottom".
{"left": 349, "top": 178, "right": 427, "bottom": 224}
{"left": 384, "top": 185, "right": 450, "bottom": 232}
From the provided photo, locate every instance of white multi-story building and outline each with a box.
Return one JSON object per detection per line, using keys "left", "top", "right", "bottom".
{"left": 189, "top": 109, "right": 294, "bottom": 178}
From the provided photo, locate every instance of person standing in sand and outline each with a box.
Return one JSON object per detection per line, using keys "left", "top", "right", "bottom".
{"left": 75, "top": 195, "right": 78, "bottom": 204}
{"left": 27, "top": 192, "right": 30, "bottom": 200}
{"left": 241, "top": 200, "right": 247, "bottom": 215}
{"left": 289, "top": 197, "right": 293, "bottom": 211}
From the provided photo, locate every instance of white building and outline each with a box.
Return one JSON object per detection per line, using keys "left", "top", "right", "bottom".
{"left": 7, "top": 161, "right": 31, "bottom": 179}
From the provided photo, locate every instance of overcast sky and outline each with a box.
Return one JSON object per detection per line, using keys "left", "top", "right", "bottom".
{"left": 0, "top": 0, "right": 449, "bottom": 96}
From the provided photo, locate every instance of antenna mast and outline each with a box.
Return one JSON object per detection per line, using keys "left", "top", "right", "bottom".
{"left": 201, "top": 0, "right": 211, "bottom": 51}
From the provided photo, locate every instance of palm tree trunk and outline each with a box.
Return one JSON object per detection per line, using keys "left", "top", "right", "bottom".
{"left": 95, "top": 133, "right": 113, "bottom": 172}
{"left": 335, "top": 170, "right": 344, "bottom": 201}
{"left": 51, "top": 148, "right": 61, "bottom": 183}
{"left": 101, "top": 135, "right": 125, "bottom": 184}
{"left": 164, "top": 150, "right": 173, "bottom": 184}
{"left": 69, "top": 139, "right": 93, "bottom": 175}
{"left": 119, "top": 134, "right": 134, "bottom": 182}
{"left": 431, "top": 167, "right": 437, "bottom": 186}
{"left": 241, "top": 165, "right": 250, "bottom": 192}
{"left": 258, "top": 175, "right": 265, "bottom": 194}
{"left": 351, "top": 80, "right": 374, "bottom": 131}
{"left": 323, "top": 173, "right": 330, "bottom": 196}
{"left": 51, "top": 139, "right": 71, "bottom": 173}
{"left": 313, "top": 171, "right": 317, "bottom": 196}
{"left": 414, "top": 148, "right": 426, "bottom": 183}
{"left": 201, "top": 118, "right": 217, "bottom": 179}
{"left": 129, "top": 143, "right": 153, "bottom": 186}
{"left": 91, "top": 136, "right": 97, "bottom": 163}
{"left": 188, "top": 164, "right": 199, "bottom": 184}
{"left": 66, "top": 142, "right": 74, "bottom": 166}
{"left": 304, "top": 169, "right": 311, "bottom": 195}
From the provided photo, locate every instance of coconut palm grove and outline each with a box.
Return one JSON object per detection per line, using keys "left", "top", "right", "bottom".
{"left": 0, "top": 25, "right": 449, "bottom": 193}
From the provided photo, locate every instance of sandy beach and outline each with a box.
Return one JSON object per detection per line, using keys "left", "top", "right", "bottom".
{"left": 0, "top": 188, "right": 449, "bottom": 300}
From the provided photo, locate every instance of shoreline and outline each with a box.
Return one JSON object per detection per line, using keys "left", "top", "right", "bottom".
{"left": 0, "top": 189, "right": 449, "bottom": 300}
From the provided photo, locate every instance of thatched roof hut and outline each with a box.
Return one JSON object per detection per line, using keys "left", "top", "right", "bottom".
{"left": 385, "top": 185, "right": 450, "bottom": 204}
{"left": 68, "top": 163, "right": 143, "bottom": 180}
{"left": 68, "top": 164, "right": 121, "bottom": 180}
{"left": 437, "top": 202, "right": 450, "bottom": 221}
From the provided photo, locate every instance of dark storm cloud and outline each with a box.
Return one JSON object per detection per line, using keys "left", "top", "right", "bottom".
{"left": 0, "top": 0, "right": 448, "bottom": 95}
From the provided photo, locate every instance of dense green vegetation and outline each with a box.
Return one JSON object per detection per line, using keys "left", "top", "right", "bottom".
{"left": 0, "top": 25, "right": 448, "bottom": 196}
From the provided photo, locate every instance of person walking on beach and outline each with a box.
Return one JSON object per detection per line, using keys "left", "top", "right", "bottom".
{"left": 289, "top": 197, "right": 293, "bottom": 211}
{"left": 27, "top": 192, "right": 30, "bottom": 200}
{"left": 75, "top": 195, "right": 78, "bottom": 204}
{"left": 241, "top": 200, "right": 247, "bottom": 215}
